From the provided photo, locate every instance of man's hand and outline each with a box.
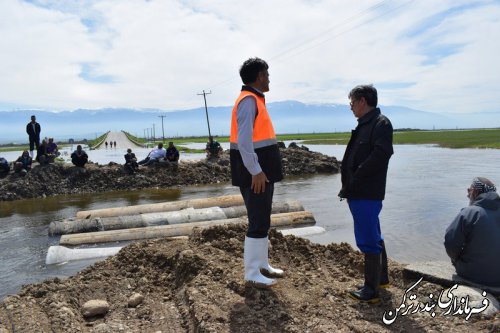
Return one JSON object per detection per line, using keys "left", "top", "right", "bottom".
{"left": 251, "top": 172, "right": 269, "bottom": 194}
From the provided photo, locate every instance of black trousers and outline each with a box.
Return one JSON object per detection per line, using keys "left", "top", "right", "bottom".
{"left": 240, "top": 182, "right": 274, "bottom": 238}
{"left": 72, "top": 157, "right": 87, "bottom": 167}
{"left": 29, "top": 136, "right": 40, "bottom": 151}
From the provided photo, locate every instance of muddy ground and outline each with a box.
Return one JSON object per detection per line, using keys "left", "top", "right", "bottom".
{"left": 0, "top": 144, "right": 339, "bottom": 201}
{"left": 0, "top": 224, "right": 497, "bottom": 333}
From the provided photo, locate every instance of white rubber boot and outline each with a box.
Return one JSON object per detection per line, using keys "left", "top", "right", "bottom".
{"left": 244, "top": 236, "right": 276, "bottom": 288}
{"left": 260, "top": 236, "right": 285, "bottom": 278}
{"left": 30, "top": 150, "right": 34, "bottom": 158}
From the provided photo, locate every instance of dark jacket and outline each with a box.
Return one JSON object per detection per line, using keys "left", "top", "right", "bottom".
{"left": 124, "top": 152, "right": 137, "bottom": 164}
{"left": 166, "top": 147, "right": 179, "bottom": 162}
{"left": 444, "top": 192, "right": 500, "bottom": 287}
{"left": 71, "top": 150, "right": 88, "bottom": 160}
{"left": 26, "top": 122, "right": 41, "bottom": 139}
{"left": 339, "top": 108, "right": 393, "bottom": 200}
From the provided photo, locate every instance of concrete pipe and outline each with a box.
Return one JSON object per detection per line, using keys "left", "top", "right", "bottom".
{"left": 46, "top": 236, "right": 189, "bottom": 265}
{"left": 45, "top": 245, "right": 122, "bottom": 265}
{"left": 49, "top": 200, "right": 304, "bottom": 235}
{"left": 279, "top": 226, "right": 326, "bottom": 237}
{"left": 75, "top": 194, "right": 244, "bottom": 219}
{"left": 59, "top": 211, "right": 316, "bottom": 246}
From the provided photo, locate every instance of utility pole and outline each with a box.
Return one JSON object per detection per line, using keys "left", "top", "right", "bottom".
{"left": 158, "top": 115, "right": 166, "bottom": 143}
{"left": 197, "top": 90, "right": 212, "bottom": 137}
{"left": 152, "top": 124, "right": 155, "bottom": 143}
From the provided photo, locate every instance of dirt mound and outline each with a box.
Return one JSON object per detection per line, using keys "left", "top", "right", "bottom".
{"left": 0, "top": 144, "right": 340, "bottom": 201}
{"left": 0, "top": 224, "right": 496, "bottom": 332}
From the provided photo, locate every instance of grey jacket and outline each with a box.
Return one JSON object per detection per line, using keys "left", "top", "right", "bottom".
{"left": 444, "top": 192, "right": 500, "bottom": 286}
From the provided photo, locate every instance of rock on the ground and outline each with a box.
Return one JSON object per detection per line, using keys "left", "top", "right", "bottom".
{"left": 81, "top": 299, "right": 110, "bottom": 318}
{"left": 127, "top": 293, "right": 144, "bottom": 308}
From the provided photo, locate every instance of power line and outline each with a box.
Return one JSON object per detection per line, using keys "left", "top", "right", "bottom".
{"left": 208, "top": 0, "right": 414, "bottom": 91}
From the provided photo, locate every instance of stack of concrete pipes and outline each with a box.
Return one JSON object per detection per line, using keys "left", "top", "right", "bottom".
{"left": 46, "top": 194, "right": 323, "bottom": 265}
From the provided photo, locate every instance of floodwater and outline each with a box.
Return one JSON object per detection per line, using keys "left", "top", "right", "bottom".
{"left": 1, "top": 143, "right": 499, "bottom": 300}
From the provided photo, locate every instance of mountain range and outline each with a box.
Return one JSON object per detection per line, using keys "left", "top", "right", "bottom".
{"left": 0, "top": 101, "right": 498, "bottom": 143}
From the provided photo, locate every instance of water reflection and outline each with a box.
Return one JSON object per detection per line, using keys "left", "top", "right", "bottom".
{"left": 0, "top": 188, "right": 182, "bottom": 218}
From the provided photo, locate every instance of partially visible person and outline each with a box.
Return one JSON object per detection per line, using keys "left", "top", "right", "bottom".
{"left": 71, "top": 145, "right": 88, "bottom": 167}
{"left": 26, "top": 115, "right": 41, "bottom": 158}
{"left": 14, "top": 150, "right": 32, "bottom": 176}
{"left": 206, "top": 136, "right": 223, "bottom": 158}
{"left": 36, "top": 139, "right": 50, "bottom": 165}
{"left": 105, "top": 141, "right": 108, "bottom": 148}
{"left": 138, "top": 143, "right": 166, "bottom": 166}
{"left": 165, "top": 142, "right": 180, "bottom": 165}
{"left": 113, "top": 141, "right": 117, "bottom": 148}
{"left": 46, "top": 137, "right": 60, "bottom": 162}
{"left": 124, "top": 148, "right": 139, "bottom": 174}
{"left": 338, "top": 84, "right": 394, "bottom": 303}
{"left": 0, "top": 157, "right": 10, "bottom": 177}
{"left": 444, "top": 177, "right": 500, "bottom": 287}
{"left": 230, "top": 57, "right": 284, "bottom": 289}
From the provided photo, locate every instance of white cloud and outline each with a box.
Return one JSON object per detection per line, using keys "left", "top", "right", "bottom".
{"left": 0, "top": 0, "right": 499, "bottom": 113}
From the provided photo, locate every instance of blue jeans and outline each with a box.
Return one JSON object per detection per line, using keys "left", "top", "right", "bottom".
{"left": 348, "top": 199, "right": 383, "bottom": 254}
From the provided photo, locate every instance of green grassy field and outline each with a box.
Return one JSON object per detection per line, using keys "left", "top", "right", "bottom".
{"left": 154, "top": 129, "right": 500, "bottom": 149}
{"left": 299, "top": 129, "right": 500, "bottom": 149}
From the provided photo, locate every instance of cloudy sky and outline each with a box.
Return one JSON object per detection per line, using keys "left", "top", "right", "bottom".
{"left": 0, "top": 0, "right": 499, "bottom": 114}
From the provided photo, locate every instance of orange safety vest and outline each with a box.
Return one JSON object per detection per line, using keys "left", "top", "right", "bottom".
{"left": 229, "top": 90, "right": 276, "bottom": 149}
{"left": 229, "top": 87, "right": 283, "bottom": 187}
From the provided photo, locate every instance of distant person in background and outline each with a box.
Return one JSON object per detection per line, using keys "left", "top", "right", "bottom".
{"left": 14, "top": 150, "right": 32, "bottom": 176}
{"left": 124, "top": 148, "right": 139, "bottom": 174}
{"left": 114, "top": 141, "right": 117, "bottom": 148}
{"left": 338, "top": 84, "right": 394, "bottom": 303}
{"left": 46, "top": 137, "right": 60, "bottom": 162}
{"left": 444, "top": 177, "right": 500, "bottom": 287}
{"left": 105, "top": 141, "right": 108, "bottom": 149}
{"left": 165, "top": 142, "right": 180, "bottom": 165}
{"left": 36, "top": 139, "right": 50, "bottom": 165}
{"left": 71, "top": 145, "right": 88, "bottom": 167}
{"left": 26, "top": 115, "right": 41, "bottom": 158}
{"left": 206, "top": 136, "right": 223, "bottom": 159}
{"left": 110, "top": 141, "right": 113, "bottom": 148}
{"left": 138, "top": 143, "right": 166, "bottom": 166}
{"left": 0, "top": 157, "right": 10, "bottom": 177}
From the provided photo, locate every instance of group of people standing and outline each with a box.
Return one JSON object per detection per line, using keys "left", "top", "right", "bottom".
{"left": 105, "top": 141, "right": 117, "bottom": 148}
{"left": 229, "top": 57, "right": 499, "bottom": 304}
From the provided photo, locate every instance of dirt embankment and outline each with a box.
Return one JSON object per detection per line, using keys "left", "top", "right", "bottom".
{"left": 0, "top": 224, "right": 497, "bottom": 332}
{"left": 0, "top": 144, "right": 340, "bottom": 202}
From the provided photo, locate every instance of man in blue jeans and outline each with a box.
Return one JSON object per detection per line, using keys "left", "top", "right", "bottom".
{"left": 338, "top": 84, "right": 394, "bottom": 303}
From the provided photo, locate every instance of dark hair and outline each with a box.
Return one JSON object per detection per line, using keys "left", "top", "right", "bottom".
{"left": 239, "top": 57, "right": 269, "bottom": 85}
{"left": 348, "top": 84, "right": 378, "bottom": 107}
{"left": 158, "top": 143, "right": 163, "bottom": 148}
